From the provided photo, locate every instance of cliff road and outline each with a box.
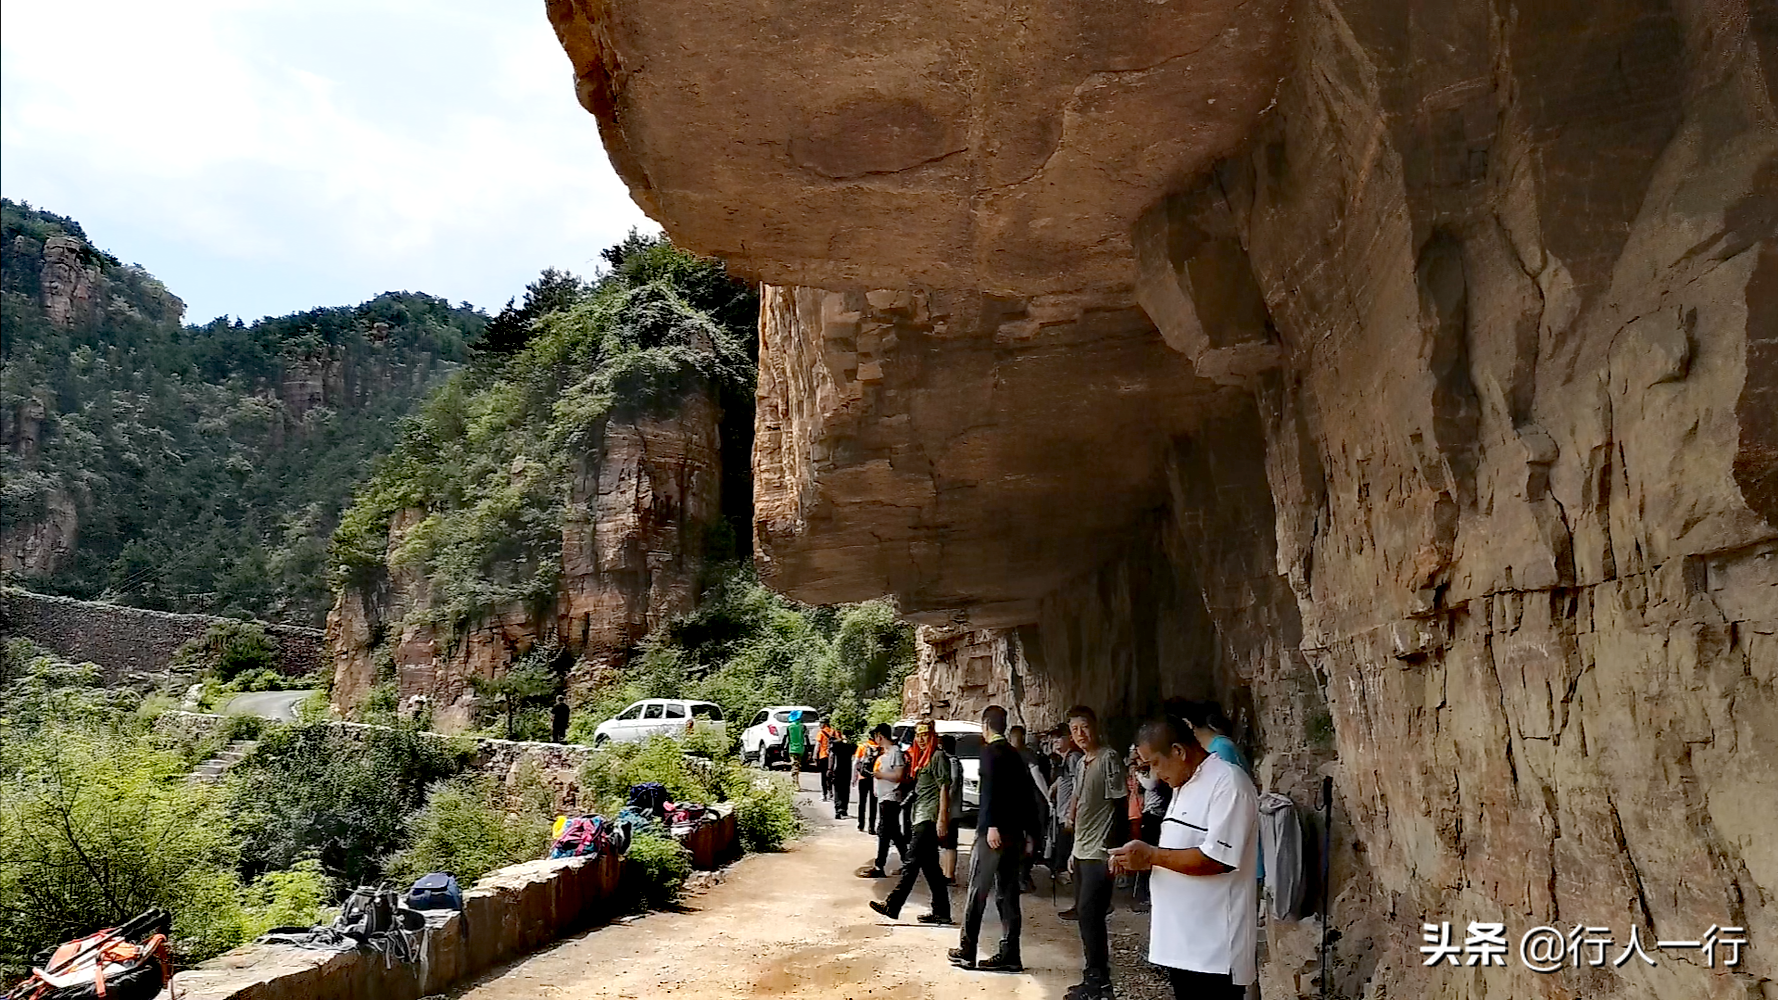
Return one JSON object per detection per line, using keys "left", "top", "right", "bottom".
{"left": 539, "top": 0, "right": 1778, "bottom": 996}
{"left": 458, "top": 779, "right": 1161, "bottom": 1000}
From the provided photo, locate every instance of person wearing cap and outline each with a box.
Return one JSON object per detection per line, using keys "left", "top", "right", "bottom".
{"left": 870, "top": 721, "right": 953, "bottom": 924}
{"left": 786, "top": 710, "right": 808, "bottom": 786}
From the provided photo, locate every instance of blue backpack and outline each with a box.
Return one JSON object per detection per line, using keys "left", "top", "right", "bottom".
{"left": 406, "top": 872, "right": 463, "bottom": 911}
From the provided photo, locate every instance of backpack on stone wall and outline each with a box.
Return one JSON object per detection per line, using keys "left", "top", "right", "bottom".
{"left": 627, "top": 782, "right": 669, "bottom": 815}
{"left": 1258, "top": 792, "right": 1305, "bottom": 921}
{"left": 550, "top": 815, "right": 613, "bottom": 859}
{"left": 406, "top": 872, "right": 463, "bottom": 911}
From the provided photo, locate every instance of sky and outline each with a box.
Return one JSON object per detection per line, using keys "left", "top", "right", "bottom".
{"left": 0, "top": 0, "right": 656, "bottom": 325}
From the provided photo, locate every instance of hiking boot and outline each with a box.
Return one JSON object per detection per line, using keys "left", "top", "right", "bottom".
{"left": 856, "top": 866, "right": 886, "bottom": 879}
{"left": 976, "top": 953, "right": 1023, "bottom": 973}
{"left": 1064, "top": 981, "right": 1114, "bottom": 1000}
{"left": 1057, "top": 907, "right": 1078, "bottom": 920}
{"left": 917, "top": 912, "right": 954, "bottom": 925}
{"left": 869, "top": 900, "right": 898, "bottom": 920}
{"left": 947, "top": 947, "right": 975, "bottom": 968}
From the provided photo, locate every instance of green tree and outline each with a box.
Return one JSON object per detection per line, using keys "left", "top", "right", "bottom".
{"left": 2, "top": 198, "right": 484, "bottom": 626}
{"left": 226, "top": 721, "right": 470, "bottom": 885}
{"left": 383, "top": 776, "right": 552, "bottom": 887}
{"left": 470, "top": 660, "right": 559, "bottom": 740}
{"left": 0, "top": 726, "right": 250, "bottom": 973}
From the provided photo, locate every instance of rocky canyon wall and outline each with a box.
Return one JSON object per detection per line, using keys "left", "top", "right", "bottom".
{"left": 328, "top": 395, "right": 723, "bottom": 732}
{"left": 549, "top": 0, "right": 1776, "bottom": 995}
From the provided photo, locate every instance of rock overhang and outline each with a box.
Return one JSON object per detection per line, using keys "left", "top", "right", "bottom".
{"left": 752, "top": 285, "right": 1254, "bottom": 626}
{"left": 547, "top": 0, "right": 1295, "bottom": 623}
{"left": 547, "top": 0, "right": 1291, "bottom": 296}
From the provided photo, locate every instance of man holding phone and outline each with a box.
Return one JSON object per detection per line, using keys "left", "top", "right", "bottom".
{"left": 1109, "top": 715, "right": 1258, "bottom": 1000}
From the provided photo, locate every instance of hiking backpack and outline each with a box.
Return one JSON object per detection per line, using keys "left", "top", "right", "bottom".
{"left": 406, "top": 872, "right": 464, "bottom": 911}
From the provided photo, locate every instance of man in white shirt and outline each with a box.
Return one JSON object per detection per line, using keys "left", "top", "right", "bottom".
{"left": 1108, "top": 715, "right": 1258, "bottom": 1000}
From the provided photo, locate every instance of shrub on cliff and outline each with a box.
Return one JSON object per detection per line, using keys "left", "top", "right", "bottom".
{"left": 383, "top": 775, "right": 552, "bottom": 888}
{"left": 227, "top": 720, "right": 471, "bottom": 885}
{"left": 0, "top": 725, "right": 248, "bottom": 975}
{"left": 329, "top": 236, "right": 755, "bottom": 638}
{"left": 174, "top": 619, "right": 281, "bottom": 681}
{"left": 728, "top": 768, "right": 800, "bottom": 853}
{"left": 625, "top": 832, "right": 692, "bottom": 908}
{"left": 579, "top": 735, "right": 717, "bottom": 810}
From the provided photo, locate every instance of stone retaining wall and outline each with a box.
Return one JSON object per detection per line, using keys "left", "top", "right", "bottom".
{"left": 152, "top": 712, "right": 599, "bottom": 813}
{"left": 168, "top": 853, "right": 628, "bottom": 1000}
{"left": 1, "top": 589, "right": 324, "bottom": 681}
{"left": 166, "top": 811, "right": 739, "bottom": 999}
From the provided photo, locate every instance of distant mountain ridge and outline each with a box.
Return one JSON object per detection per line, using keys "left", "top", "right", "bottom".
{"left": 1, "top": 198, "right": 486, "bottom": 625}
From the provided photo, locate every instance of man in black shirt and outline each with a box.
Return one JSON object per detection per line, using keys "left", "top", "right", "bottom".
{"left": 950, "top": 704, "right": 1036, "bottom": 973}
{"left": 551, "top": 696, "right": 570, "bottom": 743}
{"left": 830, "top": 734, "right": 856, "bottom": 819}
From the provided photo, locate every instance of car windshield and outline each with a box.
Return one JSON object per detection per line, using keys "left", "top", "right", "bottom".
{"left": 774, "top": 710, "right": 816, "bottom": 723}
{"left": 951, "top": 734, "right": 984, "bottom": 759}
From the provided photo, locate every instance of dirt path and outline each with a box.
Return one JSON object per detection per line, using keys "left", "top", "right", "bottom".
{"left": 454, "top": 773, "right": 1153, "bottom": 1000}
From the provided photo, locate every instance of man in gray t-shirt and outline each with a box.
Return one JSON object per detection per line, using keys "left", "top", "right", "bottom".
{"left": 1065, "top": 706, "right": 1126, "bottom": 999}
{"left": 867, "top": 725, "right": 909, "bottom": 875}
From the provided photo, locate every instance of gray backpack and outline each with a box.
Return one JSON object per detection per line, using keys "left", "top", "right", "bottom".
{"left": 1258, "top": 792, "right": 1305, "bottom": 920}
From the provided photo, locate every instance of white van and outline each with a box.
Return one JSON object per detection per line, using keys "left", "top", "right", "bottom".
{"left": 891, "top": 718, "right": 984, "bottom": 810}
{"left": 592, "top": 698, "right": 725, "bottom": 745}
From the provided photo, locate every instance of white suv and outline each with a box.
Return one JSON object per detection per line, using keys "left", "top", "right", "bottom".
{"left": 741, "top": 705, "right": 821, "bottom": 767}
{"left": 592, "top": 698, "right": 725, "bottom": 745}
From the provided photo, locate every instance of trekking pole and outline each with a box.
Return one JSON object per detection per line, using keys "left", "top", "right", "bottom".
{"left": 1319, "top": 775, "right": 1333, "bottom": 999}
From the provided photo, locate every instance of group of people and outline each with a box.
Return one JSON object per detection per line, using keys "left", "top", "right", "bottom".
{"left": 792, "top": 702, "right": 1259, "bottom": 1000}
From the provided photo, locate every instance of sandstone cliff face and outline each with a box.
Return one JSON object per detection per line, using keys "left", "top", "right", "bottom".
{"left": 551, "top": 0, "right": 1776, "bottom": 995}
{"left": 0, "top": 487, "right": 78, "bottom": 576}
{"left": 328, "top": 396, "right": 723, "bottom": 732}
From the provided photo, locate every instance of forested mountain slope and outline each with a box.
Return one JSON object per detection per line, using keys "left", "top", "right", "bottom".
{"left": 1, "top": 199, "right": 483, "bottom": 624}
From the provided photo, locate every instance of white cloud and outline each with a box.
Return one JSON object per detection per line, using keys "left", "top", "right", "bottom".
{"left": 0, "top": 0, "right": 655, "bottom": 322}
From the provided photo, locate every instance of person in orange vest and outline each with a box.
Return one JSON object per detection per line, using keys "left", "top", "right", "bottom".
{"left": 816, "top": 717, "right": 840, "bottom": 801}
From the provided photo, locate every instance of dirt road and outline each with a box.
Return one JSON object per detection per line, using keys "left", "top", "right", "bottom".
{"left": 454, "top": 773, "right": 1160, "bottom": 1000}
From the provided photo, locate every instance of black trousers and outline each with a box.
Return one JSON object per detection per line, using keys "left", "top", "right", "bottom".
{"left": 1165, "top": 967, "right": 1243, "bottom": 1000}
{"left": 875, "top": 798, "right": 908, "bottom": 870}
{"left": 884, "top": 820, "right": 950, "bottom": 919}
{"left": 958, "top": 832, "right": 1025, "bottom": 961}
{"left": 1075, "top": 858, "right": 1114, "bottom": 985}
{"left": 857, "top": 778, "right": 877, "bottom": 832}
{"left": 820, "top": 756, "right": 833, "bottom": 798}
{"left": 832, "top": 763, "right": 852, "bottom": 816}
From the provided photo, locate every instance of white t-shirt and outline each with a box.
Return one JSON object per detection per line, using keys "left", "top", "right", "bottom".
{"left": 1148, "top": 755, "right": 1259, "bottom": 984}
{"left": 873, "top": 745, "right": 907, "bottom": 801}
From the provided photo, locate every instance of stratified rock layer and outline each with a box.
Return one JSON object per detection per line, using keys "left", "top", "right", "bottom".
{"left": 551, "top": 0, "right": 1777, "bottom": 995}
{"left": 328, "top": 396, "right": 721, "bottom": 731}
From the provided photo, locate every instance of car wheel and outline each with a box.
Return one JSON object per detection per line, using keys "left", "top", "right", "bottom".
{"left": 594, "top": 734, "right": 609, "bottom": 746}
